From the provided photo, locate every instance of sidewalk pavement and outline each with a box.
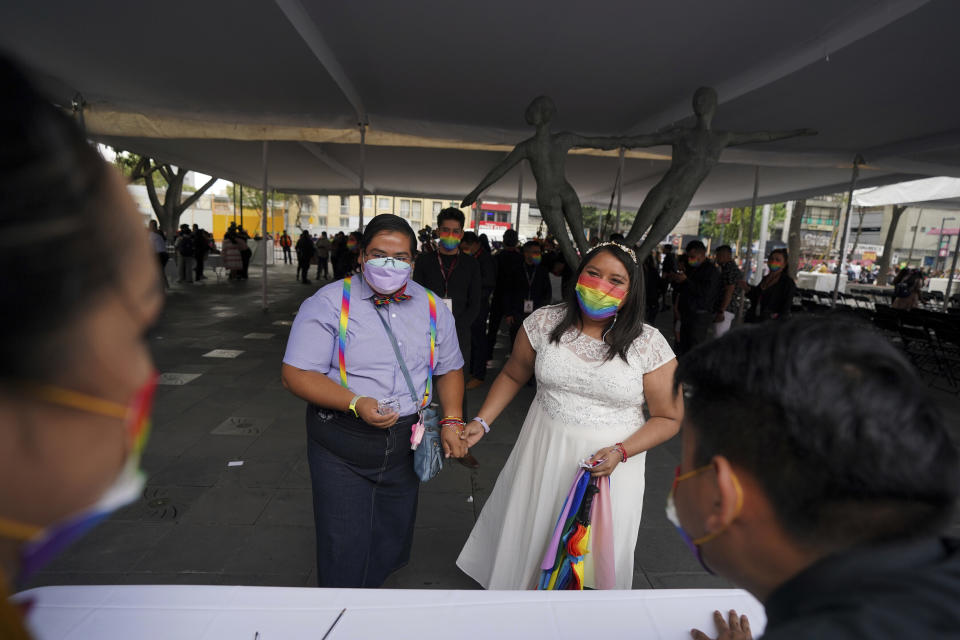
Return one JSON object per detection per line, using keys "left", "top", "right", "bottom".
{"left": 23, "top": 263, "right": 960, "bottom": 591}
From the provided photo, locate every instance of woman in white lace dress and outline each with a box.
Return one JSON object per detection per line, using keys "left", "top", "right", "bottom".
{"left": 456, "top": 242, "right": 682, "bottom": 589}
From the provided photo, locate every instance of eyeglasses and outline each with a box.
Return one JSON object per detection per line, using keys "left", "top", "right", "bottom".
{"left": 365, "top": 251, "right": 412, "bottom": 264}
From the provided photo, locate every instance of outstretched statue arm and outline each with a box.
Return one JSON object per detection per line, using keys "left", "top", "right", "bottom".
{"left": 566, "top": 130, "right": 677, "bottom": 151}
{"left": 728, "top": 128, "right": 817, "bottom": 146}
{"left": 461, "top": 146, "right": 526, "bottom": 207}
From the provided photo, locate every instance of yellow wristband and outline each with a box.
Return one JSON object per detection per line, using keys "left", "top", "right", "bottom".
{"left": 348, "top": 395, "right": 363, "bottom": 418}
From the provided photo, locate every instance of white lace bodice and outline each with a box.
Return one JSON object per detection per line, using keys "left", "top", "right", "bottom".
{"left": 523, "top": 305, "right": 675, "bottom": 429}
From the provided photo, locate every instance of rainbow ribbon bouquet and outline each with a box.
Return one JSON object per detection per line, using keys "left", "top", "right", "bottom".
{"left": 537, "top": 468, "right": 615, "bottom": 590}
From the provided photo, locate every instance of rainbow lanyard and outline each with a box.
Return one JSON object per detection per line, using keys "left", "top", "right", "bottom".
{"left": 338, "top": 276, "right": 437, "bottom": 409}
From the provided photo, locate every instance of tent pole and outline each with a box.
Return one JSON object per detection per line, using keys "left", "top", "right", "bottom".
{"left": 757, "top": 203, "right": 771, "bottom": 280}
{"left": 742, "top": 166, "right": 760, "bottom": 283}
{"left": 515, "top": 170, "right": 523, "bottom": 233}
{"left": 615, "top": 147, "right": 624, "bottom": 234}
{"left": 832, "top": 154, "right": 864, "bottom": 307}
{"left": 261, "top": 141, "right": 269, "bottom": 311}
{"left": 944, "top": 232, "right": 959, "bottom": 311}
{"left": 358, "top": 124, "right": 366, "bottom": 231}
{"left": 907, "top": 208, "right": 922, "bottom": 264}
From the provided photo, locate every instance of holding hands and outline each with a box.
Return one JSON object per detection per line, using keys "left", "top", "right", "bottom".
{"left": 459, "top": 419, "right": 487, "bottom": 448}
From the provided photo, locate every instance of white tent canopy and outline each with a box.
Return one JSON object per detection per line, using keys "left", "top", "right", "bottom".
{"left": 2, "top": 0, "right": 959, "bottom": 208}
{"left": 853, "top": 177, "right": 960, "bottom": 209}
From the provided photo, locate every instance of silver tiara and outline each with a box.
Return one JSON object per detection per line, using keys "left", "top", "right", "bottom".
{"left": 590, "top": 241, "right": 637, "bottom": 264}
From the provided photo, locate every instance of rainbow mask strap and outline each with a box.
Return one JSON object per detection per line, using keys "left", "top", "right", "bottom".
{"left": 338, "top": 277, "right": 351, "bottom": 388}
{"left": 423, "top": 290, "right": 437, "bottom": 408}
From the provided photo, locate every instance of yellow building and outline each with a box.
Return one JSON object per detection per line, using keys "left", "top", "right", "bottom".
{"left": 288, "top": 195, "right": 472, "bottom": 235}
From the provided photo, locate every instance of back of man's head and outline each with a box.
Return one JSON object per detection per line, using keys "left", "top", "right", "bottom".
{"left": 503, "top": 229, "right": 519, "bottom": 248}
{"left": 675, "top": 316, "right": 959, "bottom": 550}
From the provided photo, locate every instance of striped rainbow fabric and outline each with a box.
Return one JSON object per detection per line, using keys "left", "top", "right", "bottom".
{"left": 574, "top": 274, "right": 626, "bottom": 320}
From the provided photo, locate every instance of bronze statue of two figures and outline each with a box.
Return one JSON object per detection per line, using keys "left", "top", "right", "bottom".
{"left": 461, "top": 88, "right": 816, "bottom": 266}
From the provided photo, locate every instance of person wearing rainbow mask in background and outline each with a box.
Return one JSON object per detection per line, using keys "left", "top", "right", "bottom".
{"left": 456, "top": 242, "right": 682, "bottom": 589}
{"left": 745, "top": 248, "right": 796, "bottom": 323}
{"left": 504, "top": 240, "right": 552, "bottom": 349}
{"left": 413, "top": 207, "right": 482, "bottom": 468}
{"left": 0, "top": 56, "right": 163, "bottom": 638}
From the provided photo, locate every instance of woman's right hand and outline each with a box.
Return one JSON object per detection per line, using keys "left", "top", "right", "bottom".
{"left": 356, "top": 397, "right": 399, "bottom": 429}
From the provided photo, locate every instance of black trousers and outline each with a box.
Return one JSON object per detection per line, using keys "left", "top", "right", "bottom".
{"left": 469, "top": 296, "right": 490, "bottom": 380}
{"left": 194, "top": 253, "right": 205, "bottom": 279}
{"left": 240, "top": 249, "right": 252, "bottom": 279}
{"left": 297, "top": 259, "right": 311, "bottom": 282}
{"left": 306, "top": 407, "right": 419, "bottom": 588}
{"left": 485, "top": 297, "right": 504, "bottom": 362}
{"left": 316, "top": 256, "right": 329, "bottom": 279}
{"left": 282, "top": 246, "right": 292, "bottom": 263}
{"left": 678, "top": 310, "right": 712, "bottom": 355}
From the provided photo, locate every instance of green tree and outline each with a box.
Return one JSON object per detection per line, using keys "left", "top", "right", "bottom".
{"left": 699, "top": 203, "right": 786, "bottom": 255}
{"left": 113, "top": 150, "right": 216, "bottom": 238}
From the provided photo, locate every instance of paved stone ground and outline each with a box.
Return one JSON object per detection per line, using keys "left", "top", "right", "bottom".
{"left": 23, "top": 261, "right": 960, "bottom": 592}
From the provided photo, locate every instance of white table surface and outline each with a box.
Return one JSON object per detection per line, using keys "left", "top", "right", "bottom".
{"left": 797, "top": 272, "right": 846, "bottom": 293}
{"left": 14, "top": 585, "right": 767, "bottom": 640}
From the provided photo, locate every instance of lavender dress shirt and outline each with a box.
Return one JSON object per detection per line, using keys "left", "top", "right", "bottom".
{"left": 283, "top": 275, "right": 464, "bottom": 417}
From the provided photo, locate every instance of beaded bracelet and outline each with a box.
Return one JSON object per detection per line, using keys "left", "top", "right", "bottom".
{"left": 440, "top": 417, "right": 466, "bottom": 432}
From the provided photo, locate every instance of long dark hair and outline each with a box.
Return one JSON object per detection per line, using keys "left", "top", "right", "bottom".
{"left": 549, "top": 244, "right": 646, "bottom": 362}
{"left": 768, "top": 247, "right": 791, "bottom": 279}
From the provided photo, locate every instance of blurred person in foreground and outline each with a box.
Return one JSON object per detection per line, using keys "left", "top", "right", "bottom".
{"left": 0, "top": 55, "right": 163, "bottom": 638}
{"left": 671, "top": 316, "right": 959, "bottom": 640}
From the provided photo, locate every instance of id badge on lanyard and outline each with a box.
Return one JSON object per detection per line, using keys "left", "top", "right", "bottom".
{"left": 523, "top": 299, "right": 534, "bottom": 313}
{"left": 441, "top": 298, "right": 454, "bottom": 312}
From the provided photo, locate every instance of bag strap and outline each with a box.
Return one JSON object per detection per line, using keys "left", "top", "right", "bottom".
{"left": 373, "top": 308, "right": 420, "bottom": 408}
{"left": 338, "top": 276, "right": 437, "bottom": 409}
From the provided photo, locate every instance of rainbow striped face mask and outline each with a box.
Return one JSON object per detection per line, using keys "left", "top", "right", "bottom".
{"left": 575, "top": 274, "right": 627, "bottom": 321}
{"left": 437, "top": 231, "right": 461, "bottom": 251}
{"left": 0, "top": 373, "right": 156, "bottom": 583}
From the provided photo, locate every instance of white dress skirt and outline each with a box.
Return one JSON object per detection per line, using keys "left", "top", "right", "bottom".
{"left": 456, "top": 304, "right": 676, "bottom": 589}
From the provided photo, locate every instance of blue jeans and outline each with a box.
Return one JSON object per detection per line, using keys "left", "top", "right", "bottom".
{"left": 306, "top": 405, "right": 419, "bottom": 587}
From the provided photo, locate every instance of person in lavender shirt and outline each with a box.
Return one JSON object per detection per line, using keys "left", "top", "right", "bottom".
{"left": 281, "top": 214, "right": 469, "bottom": 588}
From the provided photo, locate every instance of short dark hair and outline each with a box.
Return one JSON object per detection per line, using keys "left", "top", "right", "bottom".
{"left": 361, "top": 214, "right": 416, "bottom": 255}
{"left": 437, "top": 207, "right": 465, "bottom": 229}
{"left": 685, "top": 240, "right": 706, "bottom": 253}
{"left": 0, "top": 54, "right": 129, "bottom": 381}
{"left": 715, "top": 245, "right": 733, "bottom": 255}
{"left": 522, "top": 240, "right": 540, "bottom": 251}
{"left": 502, "top": 229, "right": 519, "bottom": 247}
{"left": 549, "top": 244, "right": 646, "bottom": 363}
{"left": 461, "top": 231, "right": 478, "bottom": 244}
{"left": 675, "top": 317, "right": 959, "bottom": 549}
{"left": 663, "top": 244, "right": 674, "bottom": 253}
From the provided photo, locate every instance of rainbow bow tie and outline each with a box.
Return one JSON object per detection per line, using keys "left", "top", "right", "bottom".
{"left": 373, "top": 292, "right": 412, "bottom": 306}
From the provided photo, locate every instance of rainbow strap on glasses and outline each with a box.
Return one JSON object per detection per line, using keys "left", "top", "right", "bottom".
{"left": 339, "top": 276, "right": 436, "bottom": 409}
